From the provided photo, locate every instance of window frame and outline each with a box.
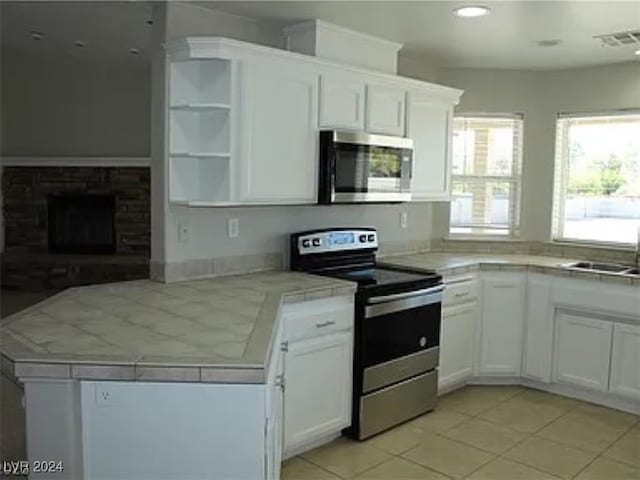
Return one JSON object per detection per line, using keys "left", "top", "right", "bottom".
{"left": 551, "top": 109, "right": 640, "bottom": 248}
{"left": 449, "top": 113, "right": 524, "bottom": 239}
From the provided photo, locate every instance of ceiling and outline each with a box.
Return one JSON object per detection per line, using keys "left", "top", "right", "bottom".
{"left": 1, "top": 1, "right": 639, "bottom": 70}
{"left": 0, "top": 1, "right": 153, "bottom": 62}
{"left": 208, "top": 0, "right": 640, "bottom": 70}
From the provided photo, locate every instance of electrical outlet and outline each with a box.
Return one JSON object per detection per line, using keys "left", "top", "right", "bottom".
{"left": 400, "top": 212, "right": 408, "bottom": 229}
{"left": 178, "top": 222, "right": 190, "bottom": 243}
{"left": 96, "top": 384, "right": 114, "bottom": 406}
{"left": 228, "top": 218, "right": 239, "bottom": 238}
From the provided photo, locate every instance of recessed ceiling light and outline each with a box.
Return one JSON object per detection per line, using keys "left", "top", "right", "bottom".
{"left": 30, "top": 31, "right": 44, "bottom": 40}
{"left": 74, "top": 40, "right": 86, "bottom": 48}
{"left": 635, "top": 49, "right": 640, "bottom": 56}
{"left": 129, "top": 48, "right": 141, "bottom": 55}
{"left": 453, "top": 5, "right": 491, "bottom": 18}
{"left": 537, "top": 39, "right": 563, "bottom": 47}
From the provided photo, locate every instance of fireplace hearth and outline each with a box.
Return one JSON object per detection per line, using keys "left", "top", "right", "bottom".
{"left": 48, "top": 194, "right": 116, "bottom": 254}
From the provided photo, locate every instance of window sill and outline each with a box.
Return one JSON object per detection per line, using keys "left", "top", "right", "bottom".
{"left": 551, "top": 238, "right": 635, "bottom": 252}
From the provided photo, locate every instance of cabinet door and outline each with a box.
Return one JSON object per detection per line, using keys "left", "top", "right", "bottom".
{"left": 439, "top": 303, "right": 477, "bottom": 391}
{"left": 319, "top": 72, "right": 365, "bottom": 130}
{"left": 522, "top": 274, "right": 554, "bottom": 382}
{"left": 365, "top": 84, "right": 406, "bottom": 136}
{"left": 407, "top": 93, "right": 452, "bottom": 201}
{"left": 478, "top": 274, "right": 525, "bottom": 375}
{"left": 553, "top": 312, "right": 613, "bottom": 392}
{"left": 284, "top": 331, "right": 352, "bottom": 456}
{"left": 610, "top": 323, "right": 640, "bottom": 400}
{"left": 240, "top": 56, "right": 318, "bottom": 203}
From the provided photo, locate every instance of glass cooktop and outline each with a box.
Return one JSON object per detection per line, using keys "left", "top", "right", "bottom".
{"left": 327, "top": 265, "right": 438, "bottom": 288}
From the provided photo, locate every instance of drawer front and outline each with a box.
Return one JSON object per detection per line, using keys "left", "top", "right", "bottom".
{"left": 444, "top": 278, "right": 478, "bottom": 306}
{"left": 282, "top": 296, "right": 354, "bottom": 342}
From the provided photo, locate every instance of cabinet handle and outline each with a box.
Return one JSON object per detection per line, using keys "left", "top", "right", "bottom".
{"left": 281, "top": 341, "right": 288, "bottom": 352}
{"left": 454, "top": 292, "right": 469, "bottom": 298}
{"left": 315, "top": 320, "right": 336, "bottom": 328}
{"left": 275, "top": 374, "right": 285, "bottom": 390}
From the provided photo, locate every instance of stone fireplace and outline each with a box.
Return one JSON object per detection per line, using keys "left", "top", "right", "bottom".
{"left": 1, "top": 166, "right": 150, "bottom": 290}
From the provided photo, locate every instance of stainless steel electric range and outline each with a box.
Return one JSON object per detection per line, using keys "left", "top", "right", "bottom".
{"left": 290, "top": 227, "right": 443, "bottom": 439}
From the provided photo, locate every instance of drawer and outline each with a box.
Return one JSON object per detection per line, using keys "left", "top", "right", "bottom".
{"left": 282, "top": 295, "right": 354, "bottom": 342}
{"left": 444, "top": 277, "right": 478, "bottom": 306}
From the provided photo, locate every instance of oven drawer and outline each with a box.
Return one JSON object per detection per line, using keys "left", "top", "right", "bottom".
{"left": 444, "top": 277, "right": 478, "bottom": 306}
{"left": 359, "top": 369, "right": 438, "bottom": 439}
{"left": 363, "top": 347, "right": 439, "bottom": 394}
{"left": 282, "top": 295, "right": 354, "bottom": 342}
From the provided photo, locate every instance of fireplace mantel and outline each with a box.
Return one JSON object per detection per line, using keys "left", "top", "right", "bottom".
{"left": 0, "top": 156, "right": 151, "bottom": 167}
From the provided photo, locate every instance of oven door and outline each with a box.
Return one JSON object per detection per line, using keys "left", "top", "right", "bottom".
{"left": 360, "top": 285, "right": 442, "bottom": 393}
{"left": 331, "top": 133, "right": 413, "bottom": 203}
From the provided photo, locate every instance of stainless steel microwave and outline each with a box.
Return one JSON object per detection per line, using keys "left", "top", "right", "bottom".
{"left": 318, "top": 130, "right": 413, "bottom": 204}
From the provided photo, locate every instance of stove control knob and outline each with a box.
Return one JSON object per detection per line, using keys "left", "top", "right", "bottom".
{"left": 312, "top": 238, "right": 321, "bottom": 247}
{"left": 302, "top": 239, "right": 310, "bottom": 248}
{"left": 367, "top": 234, "right": 375, "bottom": 242}
{"left": 419, "top": 337, "right": 427, "bottom": 348}
{"left": 359, "top": 234, "right": 367, "bottom": 243}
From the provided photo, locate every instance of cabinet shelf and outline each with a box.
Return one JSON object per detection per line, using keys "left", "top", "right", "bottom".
{"left": 170, "top": 103, "right": 231, "bottom": 110}
{"left": 170, "top": 152, "right": 230, "bottom": 158}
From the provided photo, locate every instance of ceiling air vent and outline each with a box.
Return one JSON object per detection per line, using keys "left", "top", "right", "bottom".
{"left": 594, "top": 30, "right": 640, "bottom": 47}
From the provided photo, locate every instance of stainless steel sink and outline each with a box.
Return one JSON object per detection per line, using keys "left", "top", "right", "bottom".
{"left": 563, "top": 261, "right": 631, "bottom": 273}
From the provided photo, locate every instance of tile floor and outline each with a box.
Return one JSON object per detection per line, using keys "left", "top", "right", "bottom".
{"left": 283, "top": 386, "right": 640, "bottom": 480}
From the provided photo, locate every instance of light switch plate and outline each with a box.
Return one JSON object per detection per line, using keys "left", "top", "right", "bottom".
{"left": 228, "top": 218, "right": 239, "bottom": 238}
{"left": 400, "top": 212, "right": 408, "bottom": 229}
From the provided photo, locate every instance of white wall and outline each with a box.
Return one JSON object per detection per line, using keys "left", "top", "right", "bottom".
{"left": 155, "top": 4, "right": 436, "bottom": 265}
{"left": 0, "top": 48, "right": 150, "bottom": 157}
{"left": 435, "top": 62, "right": 640, "bottom": 241}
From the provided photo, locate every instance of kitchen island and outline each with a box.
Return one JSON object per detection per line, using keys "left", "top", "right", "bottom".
{"left": 1, "top": 271, "right": 356, "bottom": 480}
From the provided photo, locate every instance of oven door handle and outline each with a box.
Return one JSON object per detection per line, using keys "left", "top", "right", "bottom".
{"left": 367, "top": 285, "right": 445, "bottom": 305}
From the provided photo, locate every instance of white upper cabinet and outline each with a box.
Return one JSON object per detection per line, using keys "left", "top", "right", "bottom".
{"left": 478, "top": 273, "right": 525, "bottom": 376}
{"left": 365, "top": 84, "right": 406, "bottom": 136}
{"left": 318, "top": 71, "right": 366, "bottom": 130}
{"left": 609, "top": 322, "right": 640, "bottom": 400}
{"left": 553, "top": 312, "right": 613, "bottom": 392}
{"left": 406, "top": 92, "right": 453, "bottom": 201}
{"left": 239, "top": 54, "right": 319, "bottom": 204}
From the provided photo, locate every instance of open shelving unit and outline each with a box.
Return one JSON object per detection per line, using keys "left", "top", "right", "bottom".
{"left": 168, "top": 58, "right": 233, "bottom": 205}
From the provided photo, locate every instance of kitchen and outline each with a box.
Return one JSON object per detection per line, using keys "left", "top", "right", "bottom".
{"left": 1, "top": 1, "right": 639, "bottom": 479}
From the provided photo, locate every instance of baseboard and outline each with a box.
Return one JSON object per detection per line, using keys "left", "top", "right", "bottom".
{"left": 282, "top": 432, "right": 342, "bottom": 460}
{"left": 441, "top": 375, "right": 640, "bottom": 415}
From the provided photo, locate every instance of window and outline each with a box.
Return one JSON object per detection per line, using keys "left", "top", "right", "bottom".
{"left": 449, "top": 115, "right": 524, "bottom": 236}
{"left": 553, "top": 112, "right": 640, "bottom": 245}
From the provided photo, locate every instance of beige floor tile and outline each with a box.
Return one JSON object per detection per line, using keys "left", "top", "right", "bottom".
{"left": 478, "top": 391, "right": 576, "bottom": 434}
{"left": 442, "top": 417, "right": 527, "bottom": 454}
{"left": 467, "top": 458, "right": 561, "bottom": 480}
{"left": 281, "top": 457, "right": 340, "bottom": 480}
{"left": 437, "top": 386, "right": 524, "bottom": 416}
{"left": 604, "top": 424, "right": 640, "bottom": 468}
{"left": 575, "top": 457, "right": 640, "bottom": 480}
{"left": 408, "top": 408, "right": 470, "bottom": 433}
{"left": 367, "top": 422, "right": 427, "bottom": 455}
{"left": 353, "top": 457, "right": 448, "bottom": 479}
{"left": 400, "top": 431, "right": 494, "bottom": 479}
{"left": 301, "top": 438, "right": 392, "bottom": 478}
{"left": 537, "top": 405, "right": 637, "bottom": 454}
{"left": 503, "top": 436, "right": 597, "bottom": 479}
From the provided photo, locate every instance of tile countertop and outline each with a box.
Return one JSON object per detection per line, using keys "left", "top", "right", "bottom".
{"left": 0, "top": 272, "right": 356, "bottom": 384}
{"left": 381, "top": 252, "right": 640, "bottom": 286}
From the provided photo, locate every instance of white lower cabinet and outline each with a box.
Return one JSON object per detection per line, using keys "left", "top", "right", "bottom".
{"left": 553, "top": 311, "right": 613, "bottom": 392}
{"left": 609, "top": 322, "right": 640, "bottom": 399}
{"left": 522, "top": 274, "right": 553, "bottom": 382}
{"left": 283, "top": 331, "right": 352, "bottom": 456}
{"left": 265, "top": 326, "right": 284, "bottom": 480}
{"left": 478, "top": 273, "right": 525, "bottom": 376}
{"left": 439, "top": 303, "right": 476, "bottom": 391}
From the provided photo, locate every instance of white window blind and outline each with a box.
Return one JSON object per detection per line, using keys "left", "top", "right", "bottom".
{"left": 552, "top": 111, "right": 640, "bottom": 245}
{"left": 450, "top": 114, "right": 524, "bottom": 236}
